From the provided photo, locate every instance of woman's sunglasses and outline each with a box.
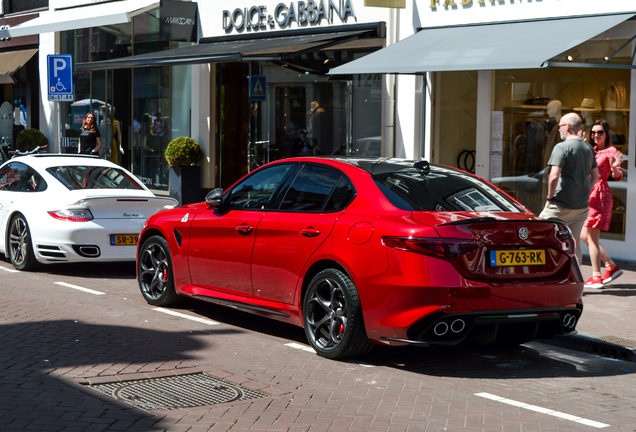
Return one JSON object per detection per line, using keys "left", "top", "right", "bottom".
{"left": 590, "top": 130, "right": 605, "bottom": 136}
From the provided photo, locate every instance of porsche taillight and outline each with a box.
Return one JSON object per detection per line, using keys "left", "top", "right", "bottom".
{"left": 382, "top": 237, "right": 481, "bottom": 260}
{"left": 48, "top": 209, "right": 94, "bottom": 222}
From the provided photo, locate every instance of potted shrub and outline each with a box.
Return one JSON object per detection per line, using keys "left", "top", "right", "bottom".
{"left": 16, "top": 128, "right": 48, "bottom": 152}
{"left": 164, "top": 136, "right": 204, "bottom": 205}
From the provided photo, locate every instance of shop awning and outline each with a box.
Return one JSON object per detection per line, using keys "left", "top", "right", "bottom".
{"left": 76, "top": 22, "right": 385, "bottom": 72}
{"left": 0, "top": 0, "right": 158, "bottom": 39}
{"left": 329, "top": 13, "right": 636, "bottom": 75}
{"left": 0, "top": 48, "right": 38, "bottom": 84}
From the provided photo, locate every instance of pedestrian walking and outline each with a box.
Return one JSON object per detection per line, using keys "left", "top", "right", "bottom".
{"left": 539, "top": 112, "right": 599, "bottom": 265}
{"left": 580, "top": 119, "right": 624, "bottom": 288}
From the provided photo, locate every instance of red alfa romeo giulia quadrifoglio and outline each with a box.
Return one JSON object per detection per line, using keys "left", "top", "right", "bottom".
{"left": 136, "top": 157, "right": 583, "bottom": 359}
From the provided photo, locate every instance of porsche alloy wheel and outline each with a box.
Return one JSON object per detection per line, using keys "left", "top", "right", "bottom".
{"left": 138, "top": 235, "right": 181, "bottom": 306}
{"left": 303, "top": 268, "right": 373, "bottom": 359}
{"left": 8, "top": 214, "right": 38, "bottom": 271}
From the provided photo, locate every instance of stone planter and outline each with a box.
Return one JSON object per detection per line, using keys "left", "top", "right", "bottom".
{"left": 168, "top": 165, "right": 203, "bottom": 206}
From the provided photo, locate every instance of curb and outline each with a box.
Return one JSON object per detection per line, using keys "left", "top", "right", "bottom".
{"left": 537, "top": 332, "right": 636, "bottom": 363}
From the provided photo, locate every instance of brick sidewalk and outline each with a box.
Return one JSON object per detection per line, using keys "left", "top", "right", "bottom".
{"left": 549, "top": 261, "right": 636, "bottom": 360}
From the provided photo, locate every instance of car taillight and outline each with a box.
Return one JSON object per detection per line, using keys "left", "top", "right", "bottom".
{"left": 555, "top": 225, "right": 575, "bottom": 255}
{"left": 48, "top": 209, "right": 94, "bottom": 222}
{"left": 382, "top": 237, "right": 481, "bottom": 260}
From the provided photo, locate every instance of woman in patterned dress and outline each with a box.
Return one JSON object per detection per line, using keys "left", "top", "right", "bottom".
{"left": 580, "top": 120, "right": 623, "bottom": 288}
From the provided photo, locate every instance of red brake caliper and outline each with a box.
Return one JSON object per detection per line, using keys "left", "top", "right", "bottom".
{"left": 339, "top": 324, "right": 345, "bottom": 333}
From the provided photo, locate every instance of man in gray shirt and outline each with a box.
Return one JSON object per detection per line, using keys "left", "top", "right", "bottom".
{"left": 540, "top": 112, "right": 599, "bottom": 264}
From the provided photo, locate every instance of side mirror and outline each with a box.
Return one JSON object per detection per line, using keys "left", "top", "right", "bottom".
{"left": 205, "top": 188, "right": 223, "bottom": 206}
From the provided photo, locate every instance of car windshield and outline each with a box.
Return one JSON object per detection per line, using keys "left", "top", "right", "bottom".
{"left": 46, "top": 166, "right": 144, "bottom": 191}
{"left": 373, "top": 166, "right": 525, "bottom": 213}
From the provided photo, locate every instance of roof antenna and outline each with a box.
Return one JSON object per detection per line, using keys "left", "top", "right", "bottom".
{"left": 413, "top": 160, "right": 430, "bottom": 176}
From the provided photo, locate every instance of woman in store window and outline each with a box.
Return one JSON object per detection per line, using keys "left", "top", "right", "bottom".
{"left": 77, "top": 113, "right": 102, "bottom": 155}
{"left": 580, "top": 119, "right": 623, "bottom": 288}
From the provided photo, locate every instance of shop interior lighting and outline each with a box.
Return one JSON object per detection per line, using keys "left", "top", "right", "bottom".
{"left": 318, "top": 52, "right": 330, "bottom": 64}
{"left": 603, "top": 45, "right": 616, "bottom": 61}
{"left": 566, "top": 49, "right": 580, "bottom": 62}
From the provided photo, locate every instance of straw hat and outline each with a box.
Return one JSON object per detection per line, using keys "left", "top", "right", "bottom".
{"left": 574, "top": 98, "right": 598, "bottom": 112}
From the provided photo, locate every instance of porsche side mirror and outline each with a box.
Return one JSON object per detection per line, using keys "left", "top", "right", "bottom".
{"left": 205, "top": 188, "right": 223, "bottom": 206}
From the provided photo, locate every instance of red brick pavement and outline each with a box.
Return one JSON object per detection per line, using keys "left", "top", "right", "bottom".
{"left": 0, "top": 260, "right": 635, "bottom": 431}
{"left": 575, "top": 262, "right": 636, "bottom": 347}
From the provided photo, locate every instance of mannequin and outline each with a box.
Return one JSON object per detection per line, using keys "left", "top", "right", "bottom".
{"left": 111, "top": 107, "right": 123, "bottom": 164}
{"left": 307, "top": 101, "right": 325, "bottom": 152}
{"left": 542, "top": 100, "right": 562, "bottom": 203}
{"left": 574, "top": 98, "right": 597, "bottom": 138}
{"left": 543, "top": 100, "right": 562, "bottom": 167}
{"left": 98, "top": 106, "right": 123, "bottom": 163}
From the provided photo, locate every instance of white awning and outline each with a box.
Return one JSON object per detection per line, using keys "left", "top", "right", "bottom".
{"left": 0, "top": 0, "right": 159, "bottom": 39}
{"left": 330, "top": 13, "right": 636, "bottom": 75}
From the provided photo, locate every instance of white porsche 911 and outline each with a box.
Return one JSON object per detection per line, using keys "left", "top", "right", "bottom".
{"left": 0, "top": 153, "right": 178, "bottom": 270}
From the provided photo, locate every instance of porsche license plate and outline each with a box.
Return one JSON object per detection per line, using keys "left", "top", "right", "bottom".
{"left": 490, "top": 249, "right": 545, "bottom": 267}
{"left": 110, "top": 234, "right": 139, "bottom": 246}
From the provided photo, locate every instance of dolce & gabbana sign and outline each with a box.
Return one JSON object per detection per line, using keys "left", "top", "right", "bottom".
{"left": 223, "top": 0, "right": 355, "bottom": 32}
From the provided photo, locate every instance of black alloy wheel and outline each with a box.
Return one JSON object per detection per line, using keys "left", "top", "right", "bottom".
{"left": 8, "top": 214, "right": 38, "bottom": 271}
{"left": 138, "top": 235, "right": 181, "bottom": 306}
{"left": 303, "top": 268, "right": 373, "bottom": 359}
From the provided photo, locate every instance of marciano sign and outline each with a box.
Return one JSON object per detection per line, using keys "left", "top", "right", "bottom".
{"left": 223, "top": 0, "right": 356, "bottom": 31}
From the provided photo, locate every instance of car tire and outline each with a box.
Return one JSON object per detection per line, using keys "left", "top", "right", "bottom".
{"left": 7, "top": 214, "right": 38, "bottom": 271}
{"left": 138, "top": 235, "right": 182, "bottom": 306}
{"left": 303, "top": 268, "right": 374, "bottom": 359}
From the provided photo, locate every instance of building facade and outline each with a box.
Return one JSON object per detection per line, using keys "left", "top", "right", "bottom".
{"left": 4, "top": 0, "right": 636, "bottom": 262}
{"left": 0, "top": 0, "right": 47, "bottom": 150}
{"left": 335, "top": 0, "right": 636, "bottom": 262}
{"left": 5, "top": 0, "right": 392, "bottom": 191}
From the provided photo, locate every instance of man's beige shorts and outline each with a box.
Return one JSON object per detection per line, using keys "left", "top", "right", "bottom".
{"left": 539, "top": 203, "right": 589, "bottom": 237}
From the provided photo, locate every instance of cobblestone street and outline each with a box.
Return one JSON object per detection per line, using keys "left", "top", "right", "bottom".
{"left": 1, "top": 260, "right": 635, "bottom": 431}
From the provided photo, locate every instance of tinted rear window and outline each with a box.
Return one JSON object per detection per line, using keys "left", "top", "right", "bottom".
{"left": 47, "top": 166, "right": 144, "bottom": 190}
{"left": 373, "top": 167, "right": 524, "bottom": 212}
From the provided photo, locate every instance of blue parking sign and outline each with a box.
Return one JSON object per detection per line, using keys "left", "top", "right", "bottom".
{"left": 48, "top": 55, "right": 74, "bottom": 102}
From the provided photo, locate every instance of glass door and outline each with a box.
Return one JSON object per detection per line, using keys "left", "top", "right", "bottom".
{"left": 132, "top": 66, "right": 170, "bottom": 191}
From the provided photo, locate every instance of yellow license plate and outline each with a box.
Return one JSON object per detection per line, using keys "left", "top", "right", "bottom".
{"left": 490, "top": 249, "right": 545, "bottom": 267}
{"left": 110, "top": 234, "right": 139, "bottom": 246}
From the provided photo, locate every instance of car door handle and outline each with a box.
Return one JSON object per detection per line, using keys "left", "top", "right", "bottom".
{"left": 300, "top": 228, "right": 321, "bottom": 237}
{"left": 236, "top": 224, "right": 254, "bottom": 235}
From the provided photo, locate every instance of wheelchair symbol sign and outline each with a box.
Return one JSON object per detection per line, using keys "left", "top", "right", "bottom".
{"left": 47, "top": 55, "right": 74, "bottom": 102}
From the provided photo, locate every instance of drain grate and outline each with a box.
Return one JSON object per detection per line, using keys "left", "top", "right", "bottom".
{"left": 591, "top": 335, "right": 636, "bottom": 349}
{"left": 586, "top": 336, "right": 636, "bottom": 362}
{"left": 86, "top": 373, "right": 268, "bottom": 412}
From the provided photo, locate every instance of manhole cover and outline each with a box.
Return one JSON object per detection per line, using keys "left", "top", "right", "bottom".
{"left": 86, "top": 373, "right": 268, "bottom": 412}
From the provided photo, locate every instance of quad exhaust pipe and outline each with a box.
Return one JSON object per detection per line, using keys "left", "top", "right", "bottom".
{"left": 562, "top": 313, "right": 577, "bottom": 329}
{"left": 434, "top": 318, "right": 466, "bottom": 336}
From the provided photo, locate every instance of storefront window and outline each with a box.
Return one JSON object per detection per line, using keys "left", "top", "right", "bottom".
{"left": 433, "top": 71, "right": 478, "bottom": 170}
{"left": 132, "top": 66, "right": 170, "bottom": 190}
{"left": 491, "top": 66, "right": 629, "bottom": 240}
{"left": 255, "top": 64, "right": 382, "bottom": 162}
{"left": 58, "top": 8, "right": 179, "bottom": 194}
{"left": 171, "top": 64, "right": 192, "bottom": 146}
{"left": 351, "top": 66, "right": 383, "bottom": 156}
{"left": 216, "top": 52, "right": 382, "bottom": 189}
